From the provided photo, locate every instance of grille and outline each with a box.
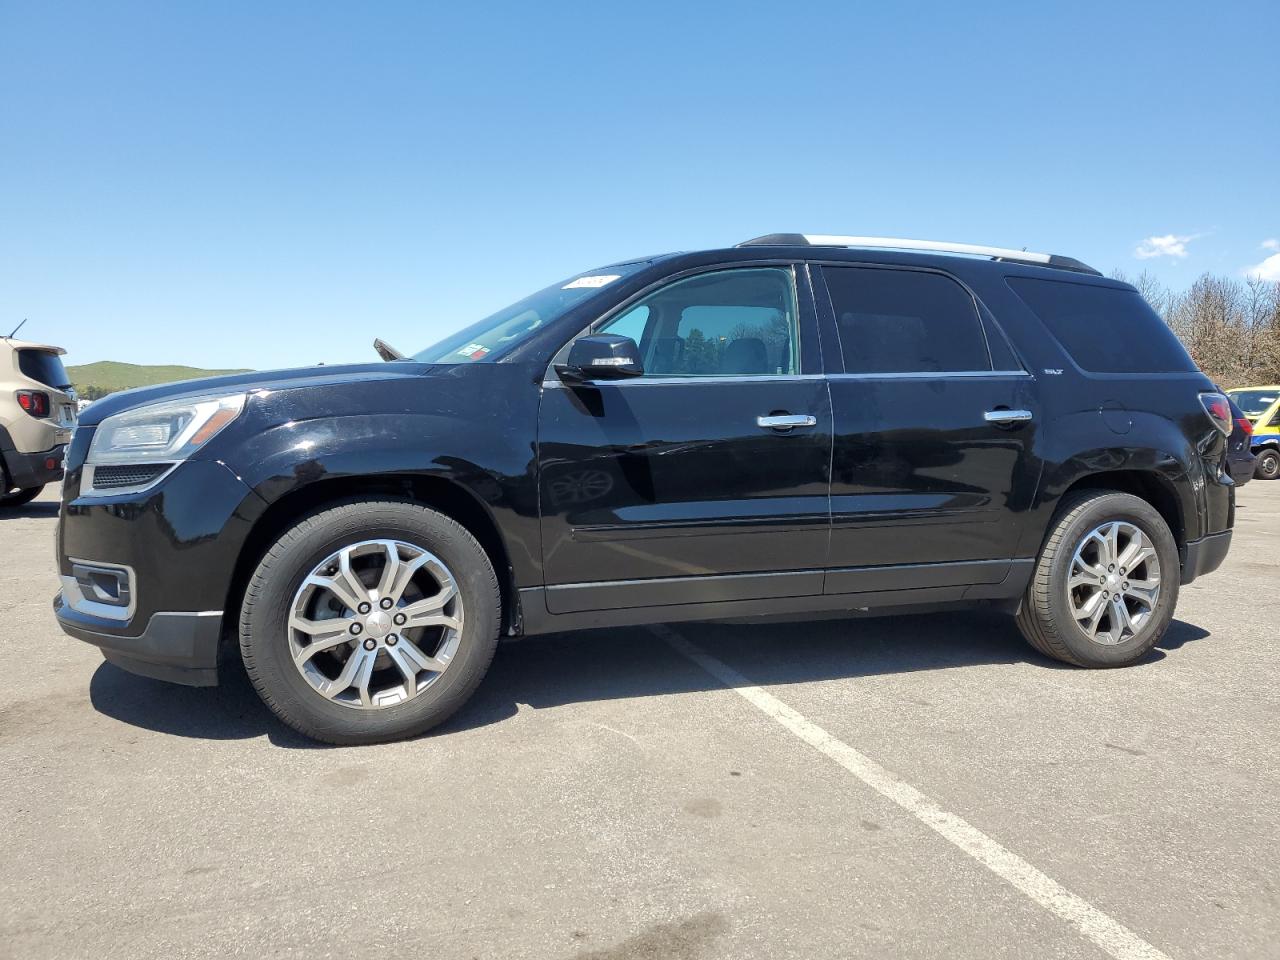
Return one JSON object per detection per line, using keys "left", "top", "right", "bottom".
{"left": 91, "top": 463, "right": 170, "bottom": 490}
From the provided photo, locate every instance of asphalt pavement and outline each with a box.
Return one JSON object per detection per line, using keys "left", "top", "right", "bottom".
{"left": 2, "top": 483, "right": 1277, "bottom": 960}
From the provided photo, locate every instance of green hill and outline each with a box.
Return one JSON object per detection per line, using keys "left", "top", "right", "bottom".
{"left": 68, "top": 361, "right": 252, "bottom": 399}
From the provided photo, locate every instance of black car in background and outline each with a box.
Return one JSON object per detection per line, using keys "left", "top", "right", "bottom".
{"left": 53, "top": 235, "right": 1236, "bottom": 744}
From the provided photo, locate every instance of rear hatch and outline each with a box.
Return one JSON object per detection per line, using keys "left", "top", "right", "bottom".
{"left": 15, "top": 346, "right": 78, "bottom": 434}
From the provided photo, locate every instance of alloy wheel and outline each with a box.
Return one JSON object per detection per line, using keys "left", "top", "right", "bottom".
{"left": 1066, "top": 520, "right": 1161, "bottom": 646}
{"left": 288, "top": 539, "right": 463, "bottom": 709}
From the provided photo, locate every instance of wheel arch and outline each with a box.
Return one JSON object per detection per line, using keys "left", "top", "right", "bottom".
{"left": 223, "top": 473, "right": 523, "bottom": 646}
{"left": 1052, "top": 469, "right": 1187, "bottom": 547}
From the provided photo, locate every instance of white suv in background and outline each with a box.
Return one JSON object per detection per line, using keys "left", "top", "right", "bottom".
{"left": 1, "top": 337, "right": 77, "bottom": 507}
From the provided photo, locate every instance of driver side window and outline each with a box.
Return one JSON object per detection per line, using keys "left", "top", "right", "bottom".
{"left": 598, "top": 268, "right": 799, "bottom": 377}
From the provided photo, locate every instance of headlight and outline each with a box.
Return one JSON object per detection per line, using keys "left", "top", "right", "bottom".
{"left": 88, "top": 393, "right": 246, "bottom": 465}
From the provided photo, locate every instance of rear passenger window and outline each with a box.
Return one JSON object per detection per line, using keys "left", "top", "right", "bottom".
{"left": 1007, "top": 277, "right": 1197, "bottom": 374}
{"left": 823, "top": 267, "right": 991, "bottom": 374}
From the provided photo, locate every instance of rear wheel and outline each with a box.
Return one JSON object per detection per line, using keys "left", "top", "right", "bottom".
{"left": 1016, "top": 490, "right": 1179, "bottom": 667}
{"left": 1254, "top": 448, "right": 1280, "bottom": 481}
{"left": 240, "top": 499, "right": 501, "bottom": 745}
{"left": 0, "top": 485, "right": 44, "bottom": 508}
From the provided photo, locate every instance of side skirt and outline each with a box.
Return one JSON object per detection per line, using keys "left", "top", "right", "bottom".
{"left": 520, "top": 559, "right": 1034, "bottom": 636}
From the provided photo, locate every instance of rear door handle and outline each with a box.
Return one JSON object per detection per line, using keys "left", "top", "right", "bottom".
{"left": 757, "top": 414, "right": 818, "bottom": 431}
{"left": 984, "top": 408, "right": 1033, "bottom": 424}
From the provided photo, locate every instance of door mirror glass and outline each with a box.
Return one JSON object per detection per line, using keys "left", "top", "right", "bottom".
{"left": 557, "top": 334, "right": 644, "bottom": 382}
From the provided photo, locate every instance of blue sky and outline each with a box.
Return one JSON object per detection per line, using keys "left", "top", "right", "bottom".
{"left": 2, "top": 1, "right": 1276, "bottom": 370}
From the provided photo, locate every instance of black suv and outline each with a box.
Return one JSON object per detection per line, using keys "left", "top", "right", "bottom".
{"left": 54, "top": 235, "right": 1236, "bottom": 744}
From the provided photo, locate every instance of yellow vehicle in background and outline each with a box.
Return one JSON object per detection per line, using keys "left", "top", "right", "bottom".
{"left": 1227, "top": 386, "right": 1280, "bottom": 481}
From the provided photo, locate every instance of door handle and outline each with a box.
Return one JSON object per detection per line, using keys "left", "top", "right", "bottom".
{"left": 757, "top": 414, "right": 818, "bottom": 431}
{"left": 983, "top": 408, "right": 1033, "bottom": 424}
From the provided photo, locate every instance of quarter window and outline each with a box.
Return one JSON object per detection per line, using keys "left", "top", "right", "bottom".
{"left": 1007, "top": 277, "right": 1197, "bottom": 374}
{"left": 823, "top": 267, "right": 991, "bottom": 374}
{"left": 598, "top": 268, "right": 799, "bottom": 377}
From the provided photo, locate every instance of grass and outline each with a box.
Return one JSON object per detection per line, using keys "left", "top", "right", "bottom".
{"left": 68, "top": 360, "right": 252, "bottom": 398}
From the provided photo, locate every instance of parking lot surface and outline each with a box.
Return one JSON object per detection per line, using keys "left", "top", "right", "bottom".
{"left": 2, "top": 483, "right": 1278, "bottom": 960}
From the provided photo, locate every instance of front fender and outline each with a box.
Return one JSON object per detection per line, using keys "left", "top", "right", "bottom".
{"left": 224, "top": 413, "right": 539, "bottom": 586}
{"left": 210, "top": 365, "right": 545, "bottom": 587}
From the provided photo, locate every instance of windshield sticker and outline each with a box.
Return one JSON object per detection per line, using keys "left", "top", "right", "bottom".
{"left": 457, "top": 343, "right": 490, "bottom": 360}
{"left": 563, "top": 274, "right": 621, "bottom": 289}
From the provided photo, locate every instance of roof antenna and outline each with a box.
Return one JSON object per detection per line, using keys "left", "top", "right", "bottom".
{"left": 5, "top": 318, "right": 27, "bottom": 339}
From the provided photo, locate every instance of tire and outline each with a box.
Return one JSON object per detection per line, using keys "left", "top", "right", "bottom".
{"left": 1016, "top": 490, "right": 1179, "bottom": 668}
{"left": 1254, "top": 448, "right": 1280, "bottom": 481}
{"left": 0, "top": 485, "right": 44, "bottom": 508}
{"left": 239, "top": 499, "right": 501, "bottom": 745}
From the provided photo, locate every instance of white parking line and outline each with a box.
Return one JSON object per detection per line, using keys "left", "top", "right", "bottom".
{"left": 652, "top": 624, "right": 1173, "bottom": 960}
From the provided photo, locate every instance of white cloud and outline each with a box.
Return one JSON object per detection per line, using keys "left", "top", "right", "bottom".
{"left": 1134, "top": 233, "right": 1197, "bottom": 259}
{"left": 1262, "top": 238, "right": 1280, "bottom": 252}
{"left": 1243, "top": 252, "right": 1280, "bottom": 282}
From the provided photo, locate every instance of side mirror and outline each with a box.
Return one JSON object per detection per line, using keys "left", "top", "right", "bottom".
{"left": 555, "top": 334, "right": 644, "bottom": 382}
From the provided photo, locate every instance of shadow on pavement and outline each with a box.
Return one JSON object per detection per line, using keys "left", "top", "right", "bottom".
{"left": 89, "top": 610, "right": 1213, "bottom": 746}
{"left": 89, "top": 662, "right": 327, "bottom": 748}
{"left": 0, "top": 501, "right": 59, "bottom": 520}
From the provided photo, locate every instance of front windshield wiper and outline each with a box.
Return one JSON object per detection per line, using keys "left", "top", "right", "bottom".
{"left": 373, "top": 338, "right": 406, "bottom": 362}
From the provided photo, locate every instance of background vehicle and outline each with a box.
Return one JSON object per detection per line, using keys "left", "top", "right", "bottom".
{"left": 1, "top": 336, "right": 76, "bottom": 507}
{"left": 54, "top": 236, "right": 1236, "bottom": 744}
{"left": 1225, "top": 386, "right": 1280, "bottom": 480}
{"left": 1225, "top": 394, "right": 1255, "bottom": 486}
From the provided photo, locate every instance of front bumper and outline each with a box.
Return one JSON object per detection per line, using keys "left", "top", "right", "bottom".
{"left": 1180, "top": 530, "right": 1233, "bottom": 585}
{"left": 2, "top": 444, "right": 65, "bottom": 490}
{"left": 54, "top": 595, "right": 223, "bottom": 686}
{"left": 52, "top": 455, "right": 267, "bottom": 686}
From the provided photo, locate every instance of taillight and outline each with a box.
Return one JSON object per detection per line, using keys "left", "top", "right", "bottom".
{"left": 1198, "top": 392, "right": 1232, "bottom": 437}
{"left": 16, "top": 390, "right": 50, "bottom": 418}
{"left": 1236, "top": 417, "right": 1253, "bottom": 436}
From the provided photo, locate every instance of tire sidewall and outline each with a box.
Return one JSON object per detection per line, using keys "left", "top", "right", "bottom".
{"left": 240, "top": 500, "right": 499, "bottom": 743}
{"left": 1042, "top": 493, "right": 1179, "bottom": 666}
{"left": 1258, "top": 449, "right": 1280, "bottom": 480}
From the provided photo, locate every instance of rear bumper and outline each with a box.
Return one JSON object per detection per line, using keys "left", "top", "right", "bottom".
{"left": 53, "top": 593, "right": 223, "bottom": 686}
{"left": 1180, "top": 530, "right": 1232, "bottom": 585}
{"left": 1227, "top": 451, "right": 1255, "bottom": 485}
{"left": 2, "top": 444, "right": 65, "bottom": 489}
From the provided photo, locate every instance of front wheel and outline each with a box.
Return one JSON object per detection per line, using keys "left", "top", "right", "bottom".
{"left": 0, "top": 484, "right": 44, "bottom": 508}
{"left": 1254, "top": 448, "right": 1280, "bottom": 481}
{"left": 239, "top": 499, "right": 501, "bottom": 745}
{"left": 1016, "top": 490, "right": 1179, "bottom": 667}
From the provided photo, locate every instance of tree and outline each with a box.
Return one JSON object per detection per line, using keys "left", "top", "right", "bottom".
{"left": 1115, "top": 270, "right": 1280, "bottom": 388}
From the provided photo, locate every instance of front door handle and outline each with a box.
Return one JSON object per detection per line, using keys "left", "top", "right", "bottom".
{"left": 757, "top": 414, "right": 818, "bottom": 431}
{"left": 984, "top": 408, "right": 1034, "bottom": 424}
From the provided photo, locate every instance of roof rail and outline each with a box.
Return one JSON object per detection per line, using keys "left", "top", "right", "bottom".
{"left": 736, "top": 234, "right": 1100, "bottom": 276}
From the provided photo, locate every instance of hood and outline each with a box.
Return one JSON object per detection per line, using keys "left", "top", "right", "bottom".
{"left": 77, "top": 361, "right": 438, "bottom": 427}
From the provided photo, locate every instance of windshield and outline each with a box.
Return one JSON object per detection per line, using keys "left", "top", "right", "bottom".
{"left": 1228, "top": 388, "right": 1279, "bottom": 418}
{"left": 412, "top": 263, "right": 650, "bottom": 364}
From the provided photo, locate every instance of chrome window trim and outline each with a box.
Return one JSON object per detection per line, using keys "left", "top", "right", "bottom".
{"left": 80, "top": 461, "right": 180, "bottom": 499}
{"left": 60, "top": 557, "right": 137, "bottom": 622}
{"left": 826, "top": 370, "right": 1032, "bottom": 381}
{"left": 542, "top": 373, "right": 824, "bottom": 388}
